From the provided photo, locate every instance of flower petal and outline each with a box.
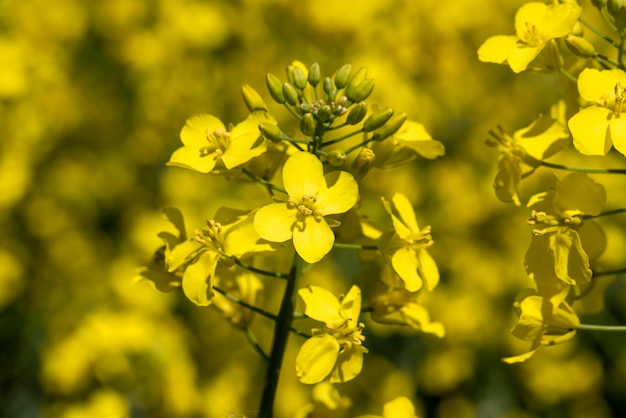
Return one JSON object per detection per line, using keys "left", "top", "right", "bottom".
{"left": 254, "top": 203, "right": 296, "bottom": 242}
{"left": 180, "top": 114, "right": 225, "bottom": 147}
{"left": 340, "top": 285, "right": 362, "bottom": 324}
{"left": 392, "top": 193, "right": 419, "bottom": 234}
{"left": 391, "top": 247, "right": 422, "bottom": 292}
{"left": 578, "top": 68, "right": 626, "bottom": 102}
{"left": 284, "top": 152, "right": 323, "bottom": 200}
{"left": 315, "top": 171, "right": 358, "bottom": 215}
{"left": 477, "top": 35, "right": 518, "bottom": 65}
{"left": 182, "top": 251, "right": 217, "bottom": 306}
{"left": 568, "top": 107, "right": 612, "bottom": 155}
{"left": 296, "top": 334, "right": 340, "bottom": 384}
{"left": 329, "top": 345, "right": 363, "bottom": 383}
{"left": 293, "top": 216, "right": 334, "bottom": 263}
{"left": 167, "top": 146, "right": 218, "bottom": 173}
{"left": 515, "top": 2, "right": 548, "bottom": 41}
{"left": 298, "top": 285, "right": 341, "bottom": 324}
{"left": 609, "top": 116, "right": 626, "bottom": 157}
{"left": 539, "top": 3, "right": 581, "bottom": 40}
{"left": 221, "top": 112, "right": 274, "bottom": 169}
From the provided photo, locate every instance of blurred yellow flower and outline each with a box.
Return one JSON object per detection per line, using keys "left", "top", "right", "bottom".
{"left": 478, "top": 2, "right": 580, "bottom": 73}
{"left": 296, "top": 285, "right": 367, "bottom": 384}
{"left": 254, "top": 152, "right": 358, "bottom": 263}
{"left": 568, "top": 68, "right": 626, "bottom": 156}
{"left": 167, "top": 111, "right": 275, "bottom": 173}
{"left": 357, "top": 396, "right": 419, "bottom": 418}
{"left": 380, "top": 193, "right": 439, "bottom": 292}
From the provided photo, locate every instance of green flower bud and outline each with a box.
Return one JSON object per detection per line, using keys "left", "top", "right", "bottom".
{"left": 242, "top": 84, "right": 269, "bottom": 112}
{"left": 334, "top": 64, "right": 352, "bottom": 89}
{"left": 292, "top": 67, "right": 308, "bottom": 90}
{"left": 308, "top": 62, "right": 321, "bottom": 86}
{"left": 592, "top": 0, "right": 607, "bottom": 8}
{"left": 283, "top": 82, "right": 299, "bottom": 106}
{"left": 350, "top": 147, "right": 375, "bottom": 180}
{"left": 346, "top": 78, "right": 375, "bottom": 102}
{"left": 300, "top": 113, "right": 316, "bottom": 136}
{"left": 348, "top": 67, "right": 367, "bottom": 88}
{"left": 259, "top": 122, "right": 288, "bottom": 143}
{"left": 372, "top": 113, "right": 407, "bottom": 141}
{"left": 323, "top": 77, "right": 334, "bottom": 94}
{"left": 363, "top": 108, "right": 394, "bottom": 132}
{"left": 565, "top": 35, "right": 596, "bottom": 58}
{"left": 266, "top": 73, "right": 285, "bottom": 104}
{"left": 616, "top": 6, "right": 626, "bottom": 34}
{"left": 317, "top": 105, "right": 332, "bottom": 122}
{"left": 327, "top": 149, "right": 347, "bottom": 167}
{"left": 346, "top": 102, "right": 368, "bottom": 125}
{"left": 608, "top": 0, "right": 624, "bottom": 16}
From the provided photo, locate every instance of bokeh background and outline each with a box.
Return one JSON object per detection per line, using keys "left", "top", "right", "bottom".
{"left": 2, "top": 0, "right": 626, "bottom": 417}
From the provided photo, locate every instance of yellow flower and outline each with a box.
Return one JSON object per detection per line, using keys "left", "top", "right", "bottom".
{"left": 167, "top": 111, "right": 275, "bottom": 173}
{"left": 478, "top": 2, "right": 580, "bottom": 73}
{"left": 295, "top": 285, "right": 367, "bottom": 384}
{"left": 503, "top": 290, "right": 579, "bottom": 364}
{"left": 358, "top": 396, "right": 419, "bottom": 418}
{"left": 254, "top": 152, "right": 358, "bottom": 263}
{"left": 568, "top": 68, "right": 626, "bottom": 156}
{"left": 380, "top": 193, "right": 439, "bottom": 292}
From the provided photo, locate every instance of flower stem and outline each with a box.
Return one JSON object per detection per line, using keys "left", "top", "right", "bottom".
{"left": 241, "top": 167, "right": 287, "bottom": 195}
{"left": 333, "top": 242, "right": 379, "bottom": 251}
{"left": 213, "top": 286, "right": 277, "bottom": 321}
{"left": 558, "top": 67, "right": 578, "bottom": 84}
{"left": 321, "top": 128, "right": 364, "bottom": 147}
{"left": 579, "top": 16, "right": 619, "bottom": 48}
{"left": 234, "top": 257, "right": 290, "bottom": 280}
{"left": 593, "top": 266, "right": 626, "bottom": 276}
{"left": 576, "top": 324, "right": 626, "bottom": 332}
{"left": 583, "top": 207, "right": 626, "bottom": 220}
{"left": 245, "top": 327, "right": 269, "bottom": 360}
{"left": 534, "top": 159, "right": 626, "bottom": 175}
{"left": 258, "top": 254, "right": 303, "bottom": 418}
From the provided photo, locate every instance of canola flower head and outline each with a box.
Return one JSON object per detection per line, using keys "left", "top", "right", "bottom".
{"left": 568, "top": 68, "right": 626, "bottom": 156}
{"left": 478, "top": 1, "right": 581, "bottom": 73}
{"left": 254, "top": 151, "right": 358, "bottom": 264}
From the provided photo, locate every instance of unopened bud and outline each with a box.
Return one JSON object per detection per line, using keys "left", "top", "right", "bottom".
{"left": 323, "top": 77, "right": 334, "bottom": 94}
{"left": 317, "top": 105, "right": 332, "bottom": 122}
{"left": 259, "top": 122, "right": 288, "bottom": 143}
{"left": 350, "top": 147, "right": 375, "bottom": 180}
{"left": 334, "top": 64, "right": 352, "bottom": 89}
{"left": 348, "top": 67, "right": 367, "bottom": 88}
{"left": 327, "top": 149, "right": 347, "bottom": 167}
{"left": 266, "top": 73, "right": 284, "bottom": 104}
{"left": 283, "top": 82, "right": 299, "bottom": 106}
{"left": 363, "top": 108, "right": 394, "bottom": 132}
{"left": 242, "top": 84, "right": 269, "bottom": 112}
{"left": 346, "top": 78, "right": 375, "bottom": 102}
{"left": 346, "top": 101, "right": 368, "bottom": 125}
{"left": 292, "top": 67, "right": 308, "bottom": 90}
{"left": 616, "top": 6, "right": 626, "bottom": 34}
{"left": 308, "top": 62, "right": 321, "bottom": 86}
{"left": 565, "top": 35, "right": 596, "bottom": 58}
{"left": 300, "top": 113, "right": 316, "bottom": 136}
{"left": 372, "top": 113, "right": 407, "bottom": 141}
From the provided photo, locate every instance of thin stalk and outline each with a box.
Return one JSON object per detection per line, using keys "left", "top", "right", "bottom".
{"left": 583, "top": 207, "right": 626, "bottom": 220}
{"left": 234, "top": 257, "right": 290, "bottom": 280}
{"left": 593, "top": 266, "right": 626, "bottom": 276}
{"left": 258, "top": 255, "right": 303, "bottom": 418}
{"left": 558, "top": 67, "right": 578, "bottom": 84}
{"left": 534, "top": 159, "right": 626, "bottom": 175}
{"left": 213, "top": 286, "right": 277, "bottom": 321}
{"left": 241, "top": 167, "right": 287, "bottom": 195}
{"left": 595, "top": 53, "right": 622, "bottom": 69}
{"left": 283, "top": 103, "right": 302, "bottom": 120}
{"left": 333, "top": 242, "right": 379, "bottom": 251}
{"left": 576, "top": 324, "right": 626, "bottom": 332}
{"left": 344, "top": 136, "right": 377, "bottom": 155}
{"left": 579, "top": 16, "right": 619, "bottom": 48}
{"left": 245, "top": 327, "right": 269, "bottom": 360}
{"left": 321, "top": 128, "right": 364, "bottom": 147}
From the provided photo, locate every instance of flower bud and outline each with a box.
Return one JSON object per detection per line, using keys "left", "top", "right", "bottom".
{"left": 317, "top": 105, "right": 332, "bottom": 122}
{"left": 363, "top": 108, "right": 394, "bottom": 132}
{"left": 346, "top": 101, "right": 368, "bottom": 125}
{"left": 323, "top": 77, "right": 334, "bottom": 94}
{"left": 326, "top": 149, "right": 347, "bottom": 167}
{"left": 266, "top": 73, "right": 285, "bottom": 104}
{"left": 283, "top": 82, "right": 299, "bottom": 106}
{"left": 292, "top": 67, "right": 308, "bottom": 90}
{"left": 564, "top": 35, "right": 596, "bottom": 58}
{"left": 372, "top": 113, "right": 407, "bottom": 141}
{"left": 346, "top": 78, "right": 375, "bottom": 102}
{"left": 334, "top": 64, "right": 352, "bottom": 89}
{"left": 348, "top": 67, "right": 367, "bottom": 89}
{"left": 350, "top": 147, "right": 375, "bottom": 180}
{"left": 259, "top": 122, "right": 288, "bottom": 143}
{"left": 242, "top": 84, "right": 269, "bottom": 112}
{"left": 300, "top": 113, "right": 316, "bottom": 136}
{"left": 308, "top": 62, "right": 321, "bottom": 86}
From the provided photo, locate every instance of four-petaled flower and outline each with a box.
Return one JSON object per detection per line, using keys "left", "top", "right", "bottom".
{"left": 168, "top": 111, "right": 275, "bottom": 173}
{"left": 296, "top": 285, "right": 367, "bottom": 384}
{"left": 254, "top": 151, "right": 358, "bottom": 263}
{"left": 478, "top": 2, "right": 580, "bottom": 73}
{"left": 568, "top": 68, "right": 626, "bottom": 156}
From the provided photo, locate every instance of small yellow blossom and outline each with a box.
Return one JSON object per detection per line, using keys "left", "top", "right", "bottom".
{"left": 370, "top": 120, "right": 445, "bottom": 168}
{"left": 503, "top": 290, "right": 579, "bottom": 363}
{"left": 295, "top": 285, "right": 367, "bottom": 384}
{"left": 568, "top": 68, "right": 626, "bottom": 156}
{"left": 478, "top": 2, "right": 580, "bottom": 73}
{"left": 167, "top": 111, "right": 275, "bottom": 173}
{"left": 358, "top": 396, "right": 419, "bottom": 418}
{"left": 380, "top": 193, "right": 439, "bottom": 292}
{"left": 254, "top": 152, "right": 358, "bottom": 263}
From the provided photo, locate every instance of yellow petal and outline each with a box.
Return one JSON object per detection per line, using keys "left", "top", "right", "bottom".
{"left": 284, "top": 152, "right": 323, "bottom": 200}
{"left": 568, "top": 107, "right": 611, "bottom": 155}
{"left": 538, "top": 3, "right": 581, "bottom": 40}
{"left": 502, "top": 345, "right": 542, "bottom": 364}
{"left": 391, "top": 247, "right": 422, "bottom": 292}
{"left": 477, "top": 35, "right": 518, "bottom": 65}
{"left": 578, "top": 68, "right": 626, "bottom": 102}
{"left": 180, "top": 114, "right": 224, "bottom": 147}
{"left": 418, "top": 249, "right": 440, "bottom": 291}
{"left": 315, "top": 171, "right": 358, "bottom": 215}
{"left": 221, "top": 111, "right": 273, "bottom": 169}
{"left": 254, "top": 203, "right": 296, "bottom": 242}
{"left": 223, "top": 211, "right": 276, "bottom": 257}
{"left": 402, "top": 303, "right": 445, "bottom": 338}
{"left": 392, "top": 193, "right": 419, "bottom": 234}
{"left": 293, "top": 216, "right": 334, "bottom": 263}
{"left": 329, "top": 345, "right": 363, "bottom": 383}
{"left": 298, "top": 285, "right": 341, "bottom": 324}
{"left": 515, "top": 3, "right": 548, "bottom": 41}
{"left": 507, "top": 45, "right": 542, "bottom": 73}
{"left": 296, "top": 334, "right": 340, "bottom": 384}
{"left": 382, "top": 397, "right": 418, "bottom": 418}
{"left": 167, "top": 146, "right": 218, "bottom": 173}
{"left": 182, "top": 251, "right": 217, "bottom": 306}
{"left": 340, "top": 285, "right": 362, "bottom": 323}
{"left": 553, "top": 172, "right": 606, "bottom": 217}
{"left": 609, "top": 116, "right": 626, "bottom": 156}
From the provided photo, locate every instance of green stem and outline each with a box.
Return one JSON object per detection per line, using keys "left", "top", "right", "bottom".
{"left": 245, "top": 327, "right": 269, "bottom": 360}
{"left": 321, "top": 128, "right": 364, "bottom": 147}
{"left": 283, "top": 103, "right": 302, "bottom": 120}
{"left": 576, "top": 324, "right": 626, "bottom": 332}
{"left": 583, "top": 207, "right": 626, "bottom": 220}
{"left": 595, "top": 53, "right": 622, "bottom": 69}
{"left": 558, "top": 67, "right": 578, "bottom": 84}
{"left": 241, "top": 167, "right": 287, "bottom": 195}
{"left": 579, "top": 16, "right": 619, "bottom": 48}
{"left": 234, "top": 257, "right": 290, "bottom": 280}
{"left": 593, "top": 266, "right": 626, "bottom": 276}
{"left": 258, "top": 255, "right": 303, "bottom": 418}
{"left": 213, "top": 286, "right": 277, "bottom": 321}
{"left": 534, "top": 159, "right": 626, "bottom": 175}
{"left": 344, "top": 136, "right": 377, "bottom": 155}
{"left": 333, "top": 242, "right": 379, "bottom": 251}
